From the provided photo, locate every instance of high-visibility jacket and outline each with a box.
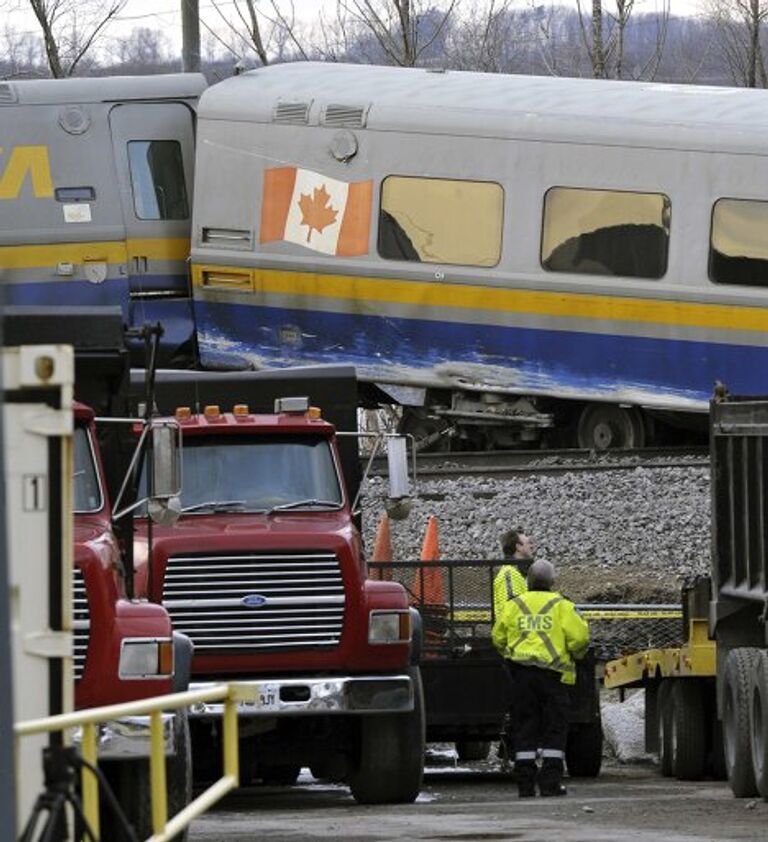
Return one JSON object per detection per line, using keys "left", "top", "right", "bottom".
{"left": 492, "top": 563, "right": 528, "bottom": 621}
{"left": 492, "top": 589, "right": 589, "bottom": 685}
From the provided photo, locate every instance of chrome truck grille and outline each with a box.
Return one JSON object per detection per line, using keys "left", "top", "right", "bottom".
{"left": 72, "top": 568, "right": 90, "bottom": 680}
{"left": 163, "top": 552, "right": 346, "bottom": 653}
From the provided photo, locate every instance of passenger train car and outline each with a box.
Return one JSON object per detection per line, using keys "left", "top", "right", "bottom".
{"left": 5, "top": 64, "right": 768, "bottom": 448}
{"left": 0, "top": 73, "right": 205, "bottom": 365}
{"left": 190, "top": 63, "right": 768, "bottom": 448}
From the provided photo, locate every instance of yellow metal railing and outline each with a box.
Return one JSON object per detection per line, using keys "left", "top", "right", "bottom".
{"left": 15, "top": 683, "right": 259, "bottom": 842}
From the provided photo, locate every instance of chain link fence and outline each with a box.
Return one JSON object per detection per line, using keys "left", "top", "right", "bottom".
{"left": 369, "top": 560, "right": 684, "bottom": 661}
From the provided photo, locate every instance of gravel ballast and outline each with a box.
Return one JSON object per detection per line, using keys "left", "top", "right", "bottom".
{"left": 362, "top": 465, "right": 711, "bottom": 603}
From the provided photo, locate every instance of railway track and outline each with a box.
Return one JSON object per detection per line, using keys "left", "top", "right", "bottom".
{"left": 368, "top": 446, "right": 709, "bottom": 479}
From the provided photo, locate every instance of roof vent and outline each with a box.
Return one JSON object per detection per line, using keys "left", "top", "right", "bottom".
{"left": 0, "top": 83, "right": 17, "bottom": 105}
{"left": 274, "top": 100, "right": 310, "bottom": 124}
{"left": 322, "top": 104, "right": 368, "bottom": 129}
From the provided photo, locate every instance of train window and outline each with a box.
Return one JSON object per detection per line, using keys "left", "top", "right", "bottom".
{"left": 127, "top": 140, "right": 189, "bottom": 221}
{"left": 710, "top": 199, "right": 768, "bottom": 287}
{"left": 541, "top": 187, "right": 670, "bottom": 279}
{"left": 378, "top": 176, "right": 503, "bottom": 267}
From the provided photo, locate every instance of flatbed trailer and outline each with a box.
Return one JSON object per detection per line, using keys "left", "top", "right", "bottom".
{"left": 602, "top": 580, "right": 725, "bottom": 781}
{"left": 369, "top": 559, "right": 684, "bottom": 776}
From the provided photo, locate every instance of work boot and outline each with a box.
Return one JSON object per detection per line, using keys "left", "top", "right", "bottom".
{"left": 538, "top": 758, "right": 567, "bottom": 797}
{"left": 514, "top": 760, "right": 536, "bottom": 798}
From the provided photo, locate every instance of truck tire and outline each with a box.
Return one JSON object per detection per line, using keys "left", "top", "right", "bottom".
{"left": 749, "top": 651, "right": 768, "bottom": 800}
{"left": 723, "top": 648, "right": 759, "bottom": 797}
{"left": 455, "top": 740, "right": 491, "bottom": 762}
{"left": 109, "top": 708, "right": 193, "bottom": 842}
{"left": 565, "top": 720, "right": 603, "bottom": 778}
{"left": 657, "top": 680, "right": 674, "bottom": 777}
{"left": 670, "top": 680, "right": 706, "bottom": 780}
{"left": 348, "top": 666, "right": 425, "bottom": 804}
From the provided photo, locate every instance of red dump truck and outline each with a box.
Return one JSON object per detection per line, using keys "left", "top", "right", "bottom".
{"left": 130, "top": 391, "right": 424, "bottom": 804}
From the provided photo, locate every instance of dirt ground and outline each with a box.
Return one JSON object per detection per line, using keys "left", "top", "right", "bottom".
{"left": 188, "top": 757, "right": 768, "bottom": 842}
{"left": 557, "top": 564, "right": 680, "bottom": 604}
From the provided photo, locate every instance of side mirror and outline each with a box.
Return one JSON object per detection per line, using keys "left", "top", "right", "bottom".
{"left": 150, "top": 421, "right": 181, "bottom": 500}
{"left": 148, "top": 495, "right": 182, "bottom": 527}
{"left": 385, "top": 436, "right": 412, "bottom": 521}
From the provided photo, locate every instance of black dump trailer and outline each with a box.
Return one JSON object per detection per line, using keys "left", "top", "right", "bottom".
{"left": 370, "top": 559, "right": 603, "bottom": 775}
{"left": 710, "top": 393, "right": 768, "bottom": 798}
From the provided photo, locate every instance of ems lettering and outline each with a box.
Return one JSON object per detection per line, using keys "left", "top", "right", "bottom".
{"left": 0, "top": 146, "right": 54, "bottom": 199}
{"left": 517, "top": 615, "right": 553, "bottom": 632}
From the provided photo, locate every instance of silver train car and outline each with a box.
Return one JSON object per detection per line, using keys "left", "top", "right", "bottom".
{"left": 190, "top": 62, "right": 768, "bottom": 448}
{"left": 0, "top": 73, "right": 205, "bottom": 364}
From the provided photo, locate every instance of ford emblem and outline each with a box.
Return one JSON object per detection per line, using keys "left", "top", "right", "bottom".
{"left": 241, "top": 594, "right": 268, "bottom": 607}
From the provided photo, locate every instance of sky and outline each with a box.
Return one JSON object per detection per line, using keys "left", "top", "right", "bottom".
{"left": 3, "top": 0, "right": 706, "bottom": 56}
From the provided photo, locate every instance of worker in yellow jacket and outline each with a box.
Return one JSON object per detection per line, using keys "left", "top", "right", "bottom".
{"left": 492, "top": 559, "right": 589, "bottom": 798}
{"left": 492, "top": 528, "right": 534, "bottom": 621}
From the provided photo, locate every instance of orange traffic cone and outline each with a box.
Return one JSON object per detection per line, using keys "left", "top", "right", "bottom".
{"left": 371, "top": 513, "right": 393, "bottom": 581}
{"left": 412, "top": 515, "right": 445, "bottom": 605}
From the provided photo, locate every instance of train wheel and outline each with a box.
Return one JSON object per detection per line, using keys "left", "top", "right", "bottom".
{"left": 723, "top": 648, "right": 759, "bottom": 796}
{"left": 749, "top": 651, "right": 768, "bottom": 799}
{"left": 576, "top": 404, "right": 645, "bottom": 450}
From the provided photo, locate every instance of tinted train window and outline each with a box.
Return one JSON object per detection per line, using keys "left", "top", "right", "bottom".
{"left": 127, "top": 140, "right": 189, "bottom": 220}
{"left": 378, "top": 176, "right": 503, "bottom": 267}
{"left": 710, "top": 199, "right": 768, "bottom": 287}
{"left": 541, "top": 187, "right": 670, "bottom": 279}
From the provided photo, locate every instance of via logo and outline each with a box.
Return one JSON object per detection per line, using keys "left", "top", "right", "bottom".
{"left": 241, "top": 594, "right": 268, "bottom": 608}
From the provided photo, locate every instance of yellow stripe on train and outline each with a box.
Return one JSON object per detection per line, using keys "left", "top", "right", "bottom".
{"left": 192, "top": 263, "right": 768, "bottom": 335}
{"left": 0, "top": 238, "right": 190, "bottom": 270}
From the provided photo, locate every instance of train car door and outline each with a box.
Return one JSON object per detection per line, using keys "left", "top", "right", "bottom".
{"left": 108, "top": 102, "right": 196, "bottom": 365}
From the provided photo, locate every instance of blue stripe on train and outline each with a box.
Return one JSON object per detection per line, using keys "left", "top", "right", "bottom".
{"left": 194, "top": 299, "right": 768, "bottom": 403}
{"left": 4, "top": 277, "right": 196, "bottom": 353}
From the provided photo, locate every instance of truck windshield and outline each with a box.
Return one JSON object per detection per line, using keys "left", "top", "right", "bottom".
{"left": 177, "top": 435, "right": 343, "bottom": 514}
{"left": 73, "top": 427, "right": 103, "bottom": 513}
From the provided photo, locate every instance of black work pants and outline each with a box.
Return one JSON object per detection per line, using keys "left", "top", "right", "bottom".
{"left": 505, "top": 661, "right": 570, "bottom": 757}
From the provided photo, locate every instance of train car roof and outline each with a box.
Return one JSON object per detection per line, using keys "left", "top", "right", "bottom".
{"left": 0, "top": 73, "right": 207, "bottom": 106}
{"left": 198, "top": 62, "right": 768, "bottom": 153}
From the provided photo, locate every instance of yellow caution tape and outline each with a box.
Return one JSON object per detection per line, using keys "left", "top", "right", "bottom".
{"left": 451, "top": 609, "right": 682, "bottom": 622}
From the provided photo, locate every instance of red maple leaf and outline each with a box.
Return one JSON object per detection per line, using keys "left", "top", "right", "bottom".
{"left": 298, "top": 185, "right": 338, "bottom": 243}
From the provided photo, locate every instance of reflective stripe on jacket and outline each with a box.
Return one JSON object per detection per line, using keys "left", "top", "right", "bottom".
{"left": 492, "top": 564, "right": 528, "bottom": 621}
{"left": 491, "top": 589, "right": 589, "bottom": 685}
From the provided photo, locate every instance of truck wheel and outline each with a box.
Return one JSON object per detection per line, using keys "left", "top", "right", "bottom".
{"left": 348, "top": 666, "right": 425, "bottom": 804}
{"left": 723, "top": 648, "right": 759, "bottom": 797}
{"left": 109, "top": 708, "right": 193, "bottom": 842}
{"left": 565, "top": 721, "right": 603, "bottom": 778}
{"left": 670, "top": 680, "right": 706, "bottom": 780}
{"left": 657, "top": 680, "right": 674, "bottom": 777}
{"left": 455, "top": 740, "right": 491, "bottom": 762}
{"left": 749, "top": 651, "right": 768, "bottom": 799}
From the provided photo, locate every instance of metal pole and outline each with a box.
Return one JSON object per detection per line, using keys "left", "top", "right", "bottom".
{"left": 181, "top": 0, "right": 201, "bottom": 73}
{"left": 0, "top": 292, "right": 17, "bottom": 834}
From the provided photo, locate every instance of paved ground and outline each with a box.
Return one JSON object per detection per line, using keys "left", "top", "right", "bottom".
{"left": 188, "top": 759, "right": 768, "bottom": 842}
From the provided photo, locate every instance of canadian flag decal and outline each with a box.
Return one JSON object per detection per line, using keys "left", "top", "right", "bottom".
{"left": 260, "top": 167, "right": 373, "bottom": 256}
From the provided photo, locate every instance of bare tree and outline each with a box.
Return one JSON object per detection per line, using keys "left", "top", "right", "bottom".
{"left": 444, "top": 0, "right": 541, "bottom": 73}
{"left": 574, "top": 0, "right": 669, "bottom": 79}
{"left": 0, "top": 24, "right": 45, "bottom": 77}
{"left": 705, "top": 0, "right": 768, "bottom": 86}
{"left": 16, "top": 0, "right": 126, "bottom": 77}
{"left": 195, "top": 0, "right": 312, "bottom": 68}
{"left": 337, "top": 0, "right": 458, "bottom": 67}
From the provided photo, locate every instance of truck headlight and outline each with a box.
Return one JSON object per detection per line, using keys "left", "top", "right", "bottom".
{"left": 119, "top": 638, "right": 174, "bottom": 679}
{"left": 368, "top": 610, "right": 411, "bottom": 644}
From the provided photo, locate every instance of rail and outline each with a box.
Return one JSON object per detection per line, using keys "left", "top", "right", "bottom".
{"left": 15, "top": 683, "right": 258, "bottom": 842}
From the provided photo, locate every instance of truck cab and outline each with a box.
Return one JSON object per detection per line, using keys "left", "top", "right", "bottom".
{"left": 74, "top": 401, "right": 175, "bottom": 707}
{"left": 133, "top": 399, "right": 425, "bottom": 804}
